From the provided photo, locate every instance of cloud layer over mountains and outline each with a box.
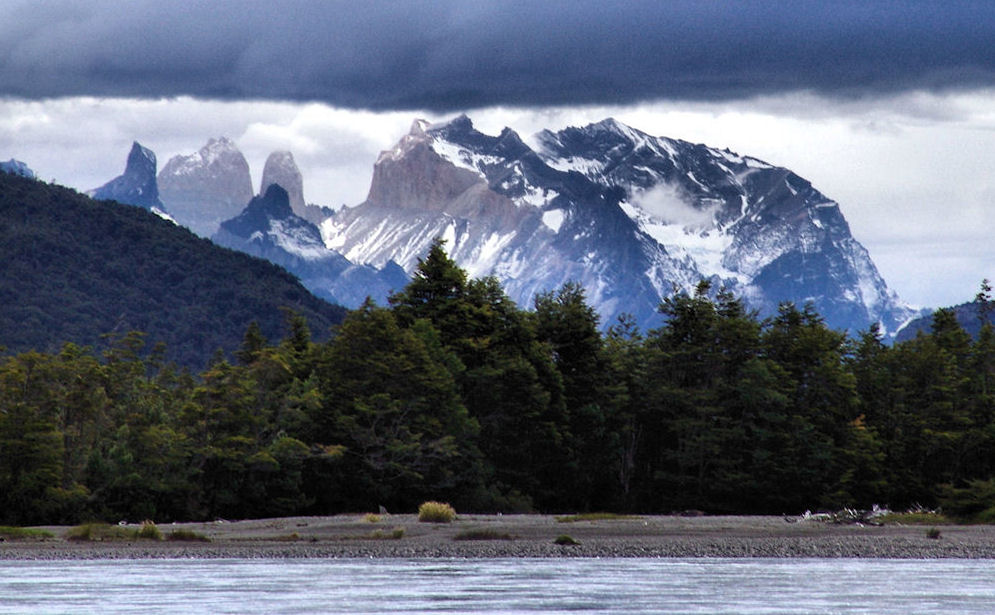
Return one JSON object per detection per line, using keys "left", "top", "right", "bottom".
{"left": 4, "top": 1, "right": 995, "bottom": 109}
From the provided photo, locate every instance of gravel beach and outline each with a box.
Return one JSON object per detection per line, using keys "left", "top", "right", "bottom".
{"left": 4, "top": 514, "right": 995, "bottom": 560}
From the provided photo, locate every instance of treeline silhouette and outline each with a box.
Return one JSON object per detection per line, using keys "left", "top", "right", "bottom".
{"left": 2, "top": 240, "right": 994, "bottom": 525}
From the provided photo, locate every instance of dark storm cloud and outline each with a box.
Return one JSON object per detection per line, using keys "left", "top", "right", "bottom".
{"left": 4, "top": 0, "right": 995, "bottom": 110}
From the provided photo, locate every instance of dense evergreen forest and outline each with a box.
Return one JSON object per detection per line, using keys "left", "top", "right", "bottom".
{"left": 0, "top": 171, "right": 346, "bottom": 368}
{"left": 2, "top": 239, "right": 994, "bottom": 525}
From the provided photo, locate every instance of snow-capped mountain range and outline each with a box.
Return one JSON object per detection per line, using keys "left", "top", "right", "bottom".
{"left": 322, "top": 116, "right": 916, "bottom": 334}
{"left": 80, "top": 115, "right": 916, "bottom": 335}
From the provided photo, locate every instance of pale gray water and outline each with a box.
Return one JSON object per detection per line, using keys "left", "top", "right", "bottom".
{"left": 1, "top": 558, "right": 993, "bottom": 614}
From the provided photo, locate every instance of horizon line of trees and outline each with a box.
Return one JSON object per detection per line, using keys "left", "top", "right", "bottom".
{"left": 2, "top": 240, "right": 994, "bottom": 525}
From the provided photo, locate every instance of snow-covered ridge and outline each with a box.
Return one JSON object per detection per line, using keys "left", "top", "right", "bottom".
{"left": 430, "top": 139, "right": 504, "bottom": 178}
{"left": 267, "top": 218, "right": 329, "bottom": 260}
{"left": 319, "top": 114, "right": 914, "bottom": 335}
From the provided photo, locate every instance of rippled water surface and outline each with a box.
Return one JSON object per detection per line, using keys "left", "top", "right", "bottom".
{"left": 2, "top": 558, "right": 994, "bottom": 614}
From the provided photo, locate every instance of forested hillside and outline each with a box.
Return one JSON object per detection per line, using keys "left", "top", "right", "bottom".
{"left": 2, "top": 239, "right": 993, "bottom": 525}
{"left": 0, "top": 171, "right": 346, "bottom": 368}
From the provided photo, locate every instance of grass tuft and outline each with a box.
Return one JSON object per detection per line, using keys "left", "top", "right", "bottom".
{"left": 418, "top": 501, "right": 457, "bottom": 523}
{"left": 66, "top": 522, "right": 136, "bottom": 542}
{"left": 166, "top": 529, "right": 211, "bottom": 542}
{"left": 876, "top": 512, "right": 951, "bottom": 526}
{"left": 365, "top": 527, "right": 406, "bottom": 540}
{"left": 555, "top": 512, "right": 640, "bottom": 523}
{"left": 926, "top": 527, "right": 942, "bottom": 540}
{"left": 362, "top": 513, "right": 382, "bottom": 523}
{"left": 136, "top": 520, "right": 162, "bottom": 540}
{"left": 454, "top": 528, "right": 514, "bottom": 541}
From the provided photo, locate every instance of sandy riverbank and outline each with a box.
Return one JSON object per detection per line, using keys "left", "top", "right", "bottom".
{"left": 4, "top": 514, "right": 995, "bottom": 560}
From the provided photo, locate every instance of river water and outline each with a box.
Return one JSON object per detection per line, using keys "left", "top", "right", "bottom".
{"left": 2, "top": 557, "right": 993, "bottom": 614}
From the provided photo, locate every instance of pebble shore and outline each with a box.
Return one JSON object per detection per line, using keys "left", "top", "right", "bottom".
{"left": 4, "top": 514, "right": 995, "bottom": 560}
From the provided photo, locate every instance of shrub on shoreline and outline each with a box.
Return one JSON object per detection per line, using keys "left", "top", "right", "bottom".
{"left": 418, "top": 501, "right": 457, "bottom": 523}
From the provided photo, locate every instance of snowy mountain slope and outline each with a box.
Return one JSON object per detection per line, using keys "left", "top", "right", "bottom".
{"left": 322, "top": 116, "right": 915, "bottom": 334}
{"left": 213, "top": 184, "right": 407, "bottom": 308}
{"left": 533, "top": 119, "right": 916, "bottom": 333}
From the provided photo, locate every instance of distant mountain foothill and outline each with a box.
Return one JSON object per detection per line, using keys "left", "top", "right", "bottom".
{"left": 0, "top": 169, "right": 345, "bottom": 368}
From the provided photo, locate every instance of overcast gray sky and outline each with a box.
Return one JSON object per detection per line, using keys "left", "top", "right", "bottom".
{"left": 2, "top": 0, "right": 995, "bottom": 310}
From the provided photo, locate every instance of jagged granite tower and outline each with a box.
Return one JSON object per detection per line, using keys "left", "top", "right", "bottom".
{"left": 91, "top": 142, "right": 165, "bottom": 212}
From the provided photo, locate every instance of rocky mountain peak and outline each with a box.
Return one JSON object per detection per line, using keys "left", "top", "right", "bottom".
{"left": 255, "top": 183, "right": 294, "bottom": 218}
{"left": 260, "top": 151, "right": 306, "bottom": 218}
{"left": 366, "top": 124, "right": 488, "bottom": 215}
{"left": 127, "top": 141, "right": 157, "bottom": 175}
{"left": 219, "top": 184, "right": 293, "bottom": 239}
{"left": 408, "top": 118, "right": 432, "bottom": 136}
{"left": 158, "top": 137, "right": 254, "bottom": 237}
{"left": 91, "top": 141, "right": 165, "bottom": 211}
{"left": 441, "top": 113, "right": 474, "bottom": 133}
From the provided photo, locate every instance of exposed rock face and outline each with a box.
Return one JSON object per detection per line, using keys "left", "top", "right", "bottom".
{"left": 91, "top": 142, "right": 165, "bottom": 212}
{"left": 0, "top": 159, "right": 36, "bottom": 179}
{"left": 259, "top": 151, "right": 307, "bottom": 219}
{"left": 158, "top": 137, "right": 254, "bottom": 237}
{"left": 213, "top": 184, "right": 407, "bottom": 308}
{"left": 321, "top": 115, "right": 915, "bottom": 335}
